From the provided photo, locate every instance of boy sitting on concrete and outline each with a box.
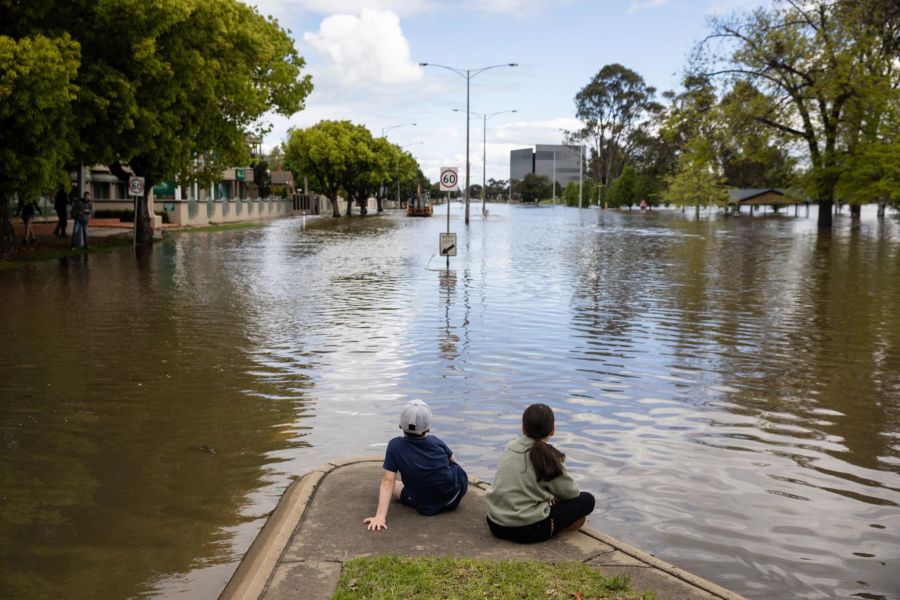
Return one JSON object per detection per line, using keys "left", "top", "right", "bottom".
{"left": 364, "top": 400, "right": 468, "bottom": 530}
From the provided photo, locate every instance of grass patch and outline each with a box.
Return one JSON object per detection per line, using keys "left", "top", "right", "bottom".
{"left": 177, "top": 222, "right": 267, "bottom": 233}
{"left": 332, "top": 555, "right": 653, "bottom": 600}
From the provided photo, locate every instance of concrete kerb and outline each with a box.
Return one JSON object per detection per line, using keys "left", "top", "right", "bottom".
{"left": 221, "top": 458, "right": 745, "bottom": 600}
{"left": 470, "top": 474, "right": 740, "bottom": 600}
{"left": 219, "top": 457, "right": 381, "bottom": 600}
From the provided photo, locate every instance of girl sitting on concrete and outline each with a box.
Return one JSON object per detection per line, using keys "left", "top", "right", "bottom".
{"left": 486, "top": 403, "right": 595, "bottom": 543}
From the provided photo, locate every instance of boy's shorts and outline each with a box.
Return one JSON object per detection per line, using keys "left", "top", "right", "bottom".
{"left": 400, "top": 476, "right": 468, "bottom": 515}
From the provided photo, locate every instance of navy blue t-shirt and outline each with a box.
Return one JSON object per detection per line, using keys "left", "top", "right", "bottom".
{"left": 383, "top": 434, "right": 467, "bottom": 516}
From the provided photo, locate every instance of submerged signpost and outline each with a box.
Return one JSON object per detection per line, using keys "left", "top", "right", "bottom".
{"left": 439, "top": 167, "right": 459, "bottom": 271}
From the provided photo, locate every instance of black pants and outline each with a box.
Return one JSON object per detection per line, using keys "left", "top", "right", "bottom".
{"left": 53, "top": 209, "right": 67, "bottom": 236}
{"left": 487, "top": 492, "right": 595, "bottom": 544}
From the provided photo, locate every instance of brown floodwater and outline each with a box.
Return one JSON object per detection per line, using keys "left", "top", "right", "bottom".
{"left": 0, "top": 205, "right": 898, "bottom": 599}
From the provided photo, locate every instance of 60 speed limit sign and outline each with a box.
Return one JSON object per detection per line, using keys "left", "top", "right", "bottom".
{"left": 439, "top": 167, "right": 459, "bottom": 192}
{"left": 128, "top": 176, "right": 146, "bottom": 197}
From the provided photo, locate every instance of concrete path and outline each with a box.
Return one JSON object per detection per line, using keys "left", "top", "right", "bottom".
{"left": 221, "top": 458, "right": 745, "bottom": 600}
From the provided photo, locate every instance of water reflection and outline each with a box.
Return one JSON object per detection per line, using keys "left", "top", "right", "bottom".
{"left": 0, "top": 206, "right": 898, "bottom": 599}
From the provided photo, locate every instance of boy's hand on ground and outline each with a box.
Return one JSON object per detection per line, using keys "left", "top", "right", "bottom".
{"left": 364, "top": 516, "right": 387, "bottom": 531}
{"left": 548, "top": 496, "right": 559, "bottom": 506}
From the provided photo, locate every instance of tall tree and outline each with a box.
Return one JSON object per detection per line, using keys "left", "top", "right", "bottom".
{"left": 693, "top": 0, "right": 900, "bottom": 227}
{"left": 573, "top": 64, "right": 659, "bottom": 187}
{"left": 2, "top": 0, "right": 313, "bottom": 243}
{"left": 515, "top": 173, "right": 551, "bottom": 203}
{"left": 664, "top": 143, "right": 729, "bottom": 220}
{"left": 284, "top": 121, "right": 356, "bottom": 217}
{"left": 0, "top": 33, "right": 79, "bottom": 256}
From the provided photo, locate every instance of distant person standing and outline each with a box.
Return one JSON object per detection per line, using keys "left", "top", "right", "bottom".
{"left": 71, "top": 190, "right": 93, "bottom": 250}
{"left": 52, "top": 187, "right": 69, "bottom": 237}
{"left": 639, "top": 199, "right": 648, "bottom": 213}
{"left": 16, "top": 198, "right": 43, "bottom": 243}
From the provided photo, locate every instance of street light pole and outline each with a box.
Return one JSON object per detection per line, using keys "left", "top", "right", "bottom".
{"left": 419, "top": 61, "right": 518, "bottom": 225}
{"left": 454, "top": 108, "right": 516, "bottom": 218}
{"left": 381, "top": 122, "right": 416, "bottom": 138}
{"left": 552, "top": 151, "right": 557, "bottom": 204}
{"left": 579, "top": 145, "right": 583, "bottom": 209}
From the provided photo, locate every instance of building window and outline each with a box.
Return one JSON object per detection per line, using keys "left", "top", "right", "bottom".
{"left": 93, "top": 182, "right": 110, "bottom": 199}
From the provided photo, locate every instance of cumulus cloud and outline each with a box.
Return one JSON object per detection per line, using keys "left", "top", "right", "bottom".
{"left": 464, "top": 0, "right": 572, "bottom": 15}
{"left": 303, "top": 9, "right": 423, "bottom": 85}
{"left": 251, "top": 0, "right": 432, "bottom": 19}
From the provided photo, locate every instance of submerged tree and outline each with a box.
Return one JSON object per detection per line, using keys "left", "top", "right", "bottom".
{"left": 693, "top": 0, "right": 900, "bottom": 227}
{"left": 516, "top": 173, "right": 552, "bottom": 203}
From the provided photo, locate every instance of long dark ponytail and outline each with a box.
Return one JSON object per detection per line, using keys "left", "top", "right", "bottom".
{"left": 523, "top": 403, "right": 565, "bottom": 481}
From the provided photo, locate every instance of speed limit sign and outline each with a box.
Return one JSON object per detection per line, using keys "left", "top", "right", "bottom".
{"left": 128, "top": 176, "right": 146, "bottom": 197}
{"left": 439, "top": 167, "right": 459, "bottom": 192}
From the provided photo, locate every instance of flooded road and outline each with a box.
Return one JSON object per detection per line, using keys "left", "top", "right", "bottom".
{"left": 1, "top": 204, "right": 898, "bottom": 599}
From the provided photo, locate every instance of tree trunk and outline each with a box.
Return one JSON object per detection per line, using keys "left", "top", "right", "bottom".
{"left": 376, "top": 198, "right": 384, "bottom": 213}
{"left": 345, "top": 197, "right": 353, "bottom": 216}
{"left": 817, "top": 199, "right": 833, "bottom": 227}
{"left": 694, "top": 203, "right": 700, "bottom": 220}
{"left": 850, "top": 204, "right": 861, "bottom": 220}
{"left": 877, "top": 200, "right": 886, "bottom": 218}
{"left": 329, "top": 196, "right": 341, "bottom": 217}
{"left": 135, "top": 185, "right": 154, "bottom": 245}
{"left": 0, "top": 195, "right": 16, "bottom": 259}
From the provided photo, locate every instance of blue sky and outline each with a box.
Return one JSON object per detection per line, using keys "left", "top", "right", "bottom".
{"left": 251, "top": 0, "right": 765, "bottom": 184}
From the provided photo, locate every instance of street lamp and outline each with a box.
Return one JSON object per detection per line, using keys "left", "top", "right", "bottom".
{"left": 454, "top": 109, "right": 517, "bottom": 217}
{"left": 419, "top": 62, "right": 518, "bottom": 225}
{"left": 381, "top": 122, "right": 416, "bottom": 138}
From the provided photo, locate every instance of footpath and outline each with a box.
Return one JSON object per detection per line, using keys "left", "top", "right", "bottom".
{"left": 220, "top": 458, "right": 745, "bottom": 600}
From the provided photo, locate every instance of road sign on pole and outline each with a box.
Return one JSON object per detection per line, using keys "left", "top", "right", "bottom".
{"left": 128, "top": 177, "right": 145, "bottom": 197}
{"left": 439, "top": 167, "right": 459, "bottom": 192}
{"left": 439, "top": 232, "right": 457, "bottom": 257}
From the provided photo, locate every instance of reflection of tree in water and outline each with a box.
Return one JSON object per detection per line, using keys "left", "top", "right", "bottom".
{"left": 0, "top": 241, "right": 314, "bottom": 599}
{"left": 663, "top": 219, "right": 900, "bottom": 482}
{"left": 567, "top": 214, "right": 672, "bottom": 374}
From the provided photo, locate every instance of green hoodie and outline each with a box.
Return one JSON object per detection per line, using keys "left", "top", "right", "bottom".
{"left": 486, "top": 435, "right": 581, "bottom": 527}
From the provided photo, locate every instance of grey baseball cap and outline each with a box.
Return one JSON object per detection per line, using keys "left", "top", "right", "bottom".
{"left": 399, "top": 400, "right": 432, "bottom": 434}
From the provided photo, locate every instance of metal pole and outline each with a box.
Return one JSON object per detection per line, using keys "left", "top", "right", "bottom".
{"left": 552, "top": 152, "right": 556, "bottom": 204}
{"left": 482, "top": 113, "right": 487, "bottom": 217}
{"left": 465, "top": 70, "right": 471, "bottom": 225}
{"left": 446, "top": 192, "right": 451, "bottom": 271}
{"left": 578, "top": 145, "right": 583, "bottom": 209}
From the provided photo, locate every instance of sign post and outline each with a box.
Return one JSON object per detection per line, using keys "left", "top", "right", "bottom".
{"left": 128, "top": 177, "right": 145, "bottom": 250}
{"left": 439, "top": 168, "right": 459, "bottom": 270}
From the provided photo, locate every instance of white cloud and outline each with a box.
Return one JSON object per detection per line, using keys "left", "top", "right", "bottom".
{"left": 463, "top": 0, "right": 572, "bottom": 15}
{"left": 303, "top": 9, "right": 423, "bottom": 85}
{"left": 250, "top": 0, "right": 433, "bottom": 19}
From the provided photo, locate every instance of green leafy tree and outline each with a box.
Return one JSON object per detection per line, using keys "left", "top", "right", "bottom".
{"left": 694, "top": 0, "right": 899, "bottom": 227}
{"left": 284, "top": 120, "right": 356, "bottom": 217}
{"left": 573, "top": 64, "right": 659, "bottom": 186}
{"left": 664, "top": 143, "right": 729, "bottom": 219}
{"left": 608, "top": 166, "right": 639, "bottom": 208}
{"left": 516, "top": 173, "right": 551, "bottom": 203}
{"left": 3, "top": 0, "right": 313, "bottom": 243}
{"left": 0, "top": 33, "right": 79, "bottom": 256}
{"left": 485, "top": 178, "right": 508, "bottom": 201}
